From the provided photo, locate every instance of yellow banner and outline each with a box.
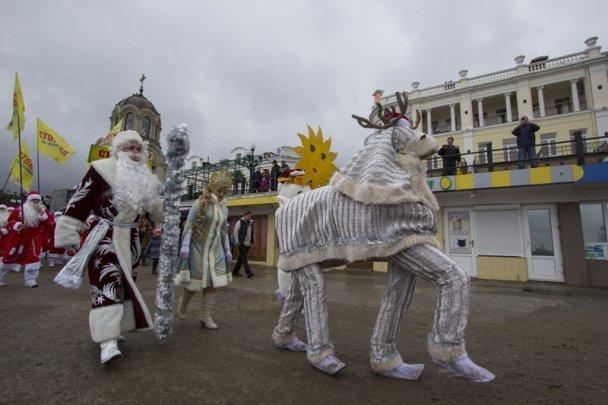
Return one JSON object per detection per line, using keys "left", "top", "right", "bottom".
{"left": 87, "top": 144, "right": 112, "bottom": 163}
{"left": 10, "top": 141, "right": 34, "bottom": 191}
{"left": 6, "top": 71, "right": 25, "bottom": 141}
{"left": 37, "top": 118, "right": 77, "bottom": 165}
{"left": 88, "top": 144, "right": 153, "bottom": 168}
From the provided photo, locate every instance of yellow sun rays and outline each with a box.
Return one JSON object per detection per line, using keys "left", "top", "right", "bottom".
{"left": 293, "top": 126, "right": 338, "bottom": 189}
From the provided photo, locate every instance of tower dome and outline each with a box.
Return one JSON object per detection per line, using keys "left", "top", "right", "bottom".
{"left": 109, "top": 74, "right": 166, "bottom": 180}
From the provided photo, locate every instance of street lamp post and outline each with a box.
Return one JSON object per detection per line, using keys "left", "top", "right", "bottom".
{"left": 245, "top": 143, "right": 263, "bottom": 193}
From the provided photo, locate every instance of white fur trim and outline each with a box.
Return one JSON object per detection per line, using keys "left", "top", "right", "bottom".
{"left": 278, "top": 234, "right": 439, "bottom": 271}
{"left": 13, "top": 222, "right": 22, "bottom": 231}
{"left": 111, "top": 130, "right": 144, "bottom": 156}
{"left": 91, "top": 158, "right": 117, "bottom": 189}
{"left": 370, "top": 354, "right": 404, "bottom": 374}
{"left": 395, "top": 153, "right": 440, "bottom": 213}
{"left": 307, "top": 348, "right": 336, "bottom": 363}
{"left": 54, "top": 215, "right": 85, "bottom": 248}
{"left": 39, "top": 212, "right": 48, "bottom": 221}
{"left": 1, "top": 263, "right": 22, "bottom": 272}
{"left": 330, "top": 172, "right": 427, "bottom": 206}
{"left": 53, "top": 269, "right": 83, "bottom": 290}
{"left": 53, "top": 212, "right": 62, "bottom": 217}
{"left": 0, "top": 204, "right": 7, "bottom": 210}
{"left": 26, "top": 193, "right": 41, "bottom": 202}
{"left": 427, "top": 336, "right": 467, "bottom": 362}
{"left": 89, "top": 304, "right": 124, "bottom": 343}
{"left": 0, "top": 228, "right": 7, "bottom": 235}
{"left": 120, "top": 300, "right": 136, "bottom": 332}
{"left": 111, "top": 204, "right": 154, "bottom": 330}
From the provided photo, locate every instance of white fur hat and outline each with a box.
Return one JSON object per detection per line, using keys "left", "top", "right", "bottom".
{"left": 53, "top": 211, "right": 63, "bottom": 217}
{"left": 0, "top": 204, "right": 6, "bottom": 210}
{"left": 111, "top": 130, "right": 146, "bottom": 156}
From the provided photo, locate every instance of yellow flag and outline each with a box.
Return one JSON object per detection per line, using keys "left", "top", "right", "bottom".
{"left": 37, "top": 118, "right": 77, "bottom": 164}
{"left": 110, "top": 118, "right": 124, "bottom": 136}
{"left": 10, "top": 141, "right": 34, "bottom": 191}
{"left": 6, "top": 71, "right": 25, "bottom": 141}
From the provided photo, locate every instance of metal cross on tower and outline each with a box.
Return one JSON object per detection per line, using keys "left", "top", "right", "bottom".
{"left": 139, "top": 74, "right": 146, "bottom": 95}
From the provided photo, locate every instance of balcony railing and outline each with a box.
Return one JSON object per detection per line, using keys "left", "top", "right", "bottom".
{"left": 426, "top": 134, "right": 608, "bottom": 176}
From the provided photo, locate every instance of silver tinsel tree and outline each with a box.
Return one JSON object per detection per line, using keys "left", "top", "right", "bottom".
{"left": 154, "top": 123, "right": 190, "bottom": 339}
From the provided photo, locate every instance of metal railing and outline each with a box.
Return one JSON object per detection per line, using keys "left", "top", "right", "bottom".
{"left": 426, "top": 134, "right": 608, "bottom": 176}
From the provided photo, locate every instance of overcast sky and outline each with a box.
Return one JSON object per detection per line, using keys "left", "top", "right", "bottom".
{"left": 0, "top": 0, "right": 606, "bottom": 194}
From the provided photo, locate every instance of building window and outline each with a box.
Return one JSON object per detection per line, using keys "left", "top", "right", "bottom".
{"left": 555, "top": 97, "right": 571, "bottom": 115}
{"left": 581, "top": 203, "right": 608, "bottom": 259}
{"left": 191, "top": 161, "right": 197, "bottom": 169}
{"left": 476, "top": 142, "right": 488, "bottom": 165}
{"left": 125, "top": 112, "right": 135, "bottom": 130}
{"left": 474, "top": 112, "right": 488, "bottom": 127}
{"left": 539, "top": 133, "right": 557, "bottom": 157}
{"left": 236, "top": 153, "right": 242, "bottom": 161}
{"left": 502, "top": 138, "right": 517, "bottom": 162}
{"left": 496, "top": 108, "right": 507, "bottom": 124}
{"left": 142, "top": 116, "right": 151, "bottom": 138}
{"left": 570, "top": 129, "right": 588, "bottom": 154}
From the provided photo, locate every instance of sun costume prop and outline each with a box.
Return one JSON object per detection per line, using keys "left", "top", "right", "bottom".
{"left": 272, "top": 92, "right": 495, "bottom": 382}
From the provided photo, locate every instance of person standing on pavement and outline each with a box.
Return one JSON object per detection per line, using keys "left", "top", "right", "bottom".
{"left": 232, "top": 211, "right": 255, "bottom": 278}
{"left": 437, "top": 136, "right": 461, "bottom": 176}
{"left": 511, "top": 116, "right": 540, "bottom": 169}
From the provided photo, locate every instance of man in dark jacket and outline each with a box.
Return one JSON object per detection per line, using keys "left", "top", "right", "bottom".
{"left": 270, "top": 160, "right": 281, "bottom": 191}
{"left": 512, "top": 116, "right": 540, "bottom": 168}
{"left": 250, "top": 167, "right": 262, "bottom": 193}
{"left": 232, "top": 212, "right": 255, "bottom": 278}
{"left": 437, "top": 137, "right": 461, "bottom": 175}
{"left": 280, "top": 160, "right": 290, "bottom": 177}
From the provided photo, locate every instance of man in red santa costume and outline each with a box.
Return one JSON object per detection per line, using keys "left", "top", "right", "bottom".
{"left": 0, "top": 193, "right": 49, "bottom": 287}
{"left": 0, "top": 204, "right": 10, "bottom": 260}
{"left": 44, "top": 212, "right": 67, "bottom": 267}
{"left": 54, "top": 130, "right": 163, "bottom": 364}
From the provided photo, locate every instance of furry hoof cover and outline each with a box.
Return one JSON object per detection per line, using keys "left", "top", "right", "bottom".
{"left": 310, "top": 355, "right": 346, "bottom": 375}
{"left": 275, "top": 338, "right": 307, "bottom": 352}
{"left": 379, "top": 363, "right": 425, "bottom": 381}
{"left": 433, "top": 355, "right": 495, "bottom": 383}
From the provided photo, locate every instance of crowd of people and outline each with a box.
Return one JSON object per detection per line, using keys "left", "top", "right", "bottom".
{"left": 249, "top": 159, "right": 291, "bottom": 193}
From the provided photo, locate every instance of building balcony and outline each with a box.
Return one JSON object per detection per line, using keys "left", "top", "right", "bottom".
{"left": 426, "top": 134, "right": 608, "bottom": 177}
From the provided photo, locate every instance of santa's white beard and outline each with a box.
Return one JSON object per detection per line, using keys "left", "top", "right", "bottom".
{"left": 0, "top": 211, "right": 8, "bottom": 227}
{"left": 113, "top": 151, "right": 161, "bottom": 214}
{"left": 23, "top": 202, "right": 41, "bottom": 227}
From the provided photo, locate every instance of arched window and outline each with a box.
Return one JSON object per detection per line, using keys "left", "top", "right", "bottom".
{"left": 142, "top": 116, "right": 151, "bottom": 138}
{"left": 125, "top": 113, "right": 134, "bottom": 130}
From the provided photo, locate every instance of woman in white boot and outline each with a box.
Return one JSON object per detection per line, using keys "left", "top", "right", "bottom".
{"left": 174, "top": 170, "right": 233, "bottom": 329}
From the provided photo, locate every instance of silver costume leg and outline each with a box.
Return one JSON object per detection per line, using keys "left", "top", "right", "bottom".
{"left": 369, "top": 262, "right": 417, "bottom": 373}
{"left": 296, "top": 264, "right": 334, "bottom": 362}
{"left": 273, "top": 269, "right": 303, "bottom": 344}
{"left": 388, "top": 244, "right": 470, "bottom": 362}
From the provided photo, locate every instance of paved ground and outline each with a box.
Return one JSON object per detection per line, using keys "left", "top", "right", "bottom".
{"left": 0, "top": 263, "right": 606, "bottom": 404}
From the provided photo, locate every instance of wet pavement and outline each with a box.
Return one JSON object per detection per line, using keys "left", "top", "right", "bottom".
{"left": 0, "top": 264, "right": 606, "bottom": 404}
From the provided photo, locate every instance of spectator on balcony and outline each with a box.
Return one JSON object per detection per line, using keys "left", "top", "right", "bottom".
{"left": 280, "top": 160, "right": 291, "bottom": 177}
{"left": 260, "top": 172, "right": 270, "bottom": 192}
{"left": 512, "top": 116, "right": 540, "bottom": 169}
{"left": 250, "top": 167, "right": 262, "bottom": 193}
{"left": 270, "top": 160, "right": 281, "bottom": 190}
{"left": 437, "top": 136, "right": 461, "bottom": 176}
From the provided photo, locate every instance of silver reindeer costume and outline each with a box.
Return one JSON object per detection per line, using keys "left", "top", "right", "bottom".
{"left": 273, "top": 93, "right": 494, "bottom": 382}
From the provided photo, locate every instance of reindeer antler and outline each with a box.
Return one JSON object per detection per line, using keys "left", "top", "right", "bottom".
{"left": 352, "top": 91, "right": 409, "bottom": 130}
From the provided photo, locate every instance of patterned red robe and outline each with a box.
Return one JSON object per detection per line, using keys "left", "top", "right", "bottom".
{"left": 55, "top": 157, "right": 161, "bottom": 343}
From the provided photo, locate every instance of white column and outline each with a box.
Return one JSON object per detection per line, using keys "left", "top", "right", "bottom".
{"left": 537, "top": 86, "right": 545, "bottom": 117}
{"left": 504, "top": 93, "right": 512, "bottom": 123}
{"left": 571, "top": 79, "right": 581, "bottom": 112}
{"left": 426, "top": 109, "right": 433, "bottom": 135}
{"left": 449, "top": 104, "right": 456, "bottom": 132}
{"left": 477, "top": 98, "right": 484, "bottom": 127}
